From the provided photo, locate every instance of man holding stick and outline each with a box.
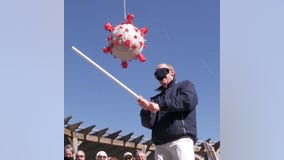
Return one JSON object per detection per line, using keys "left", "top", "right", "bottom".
{"left": 137, "top": 63, "right": 198, "bottom": 160}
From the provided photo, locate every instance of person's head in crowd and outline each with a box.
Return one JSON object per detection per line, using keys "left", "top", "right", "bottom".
{"left": 135, "top": 151, "right": 146, "bottom": 160}
{"left": 96, "top": 151, "right": 108, "bottom": 160}
{"left": 123, "top": 152, "right": 134, "bottom": 160}
{"left": 64, "top": 144, "right": 75, "bottom": 160}
{"left": 108, "top": 156, "right": 118, "bottom": 160}
{"left": 75, "top": 150, "right": 85, "bottom": 160}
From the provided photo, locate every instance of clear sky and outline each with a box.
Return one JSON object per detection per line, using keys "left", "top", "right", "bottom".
{"left": 64, "top": 0, "right": 220, "bottom": 142}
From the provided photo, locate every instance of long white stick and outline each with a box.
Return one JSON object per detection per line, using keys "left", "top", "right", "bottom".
{"left": 71, "top": 46, "right": 140, "bottom": 99}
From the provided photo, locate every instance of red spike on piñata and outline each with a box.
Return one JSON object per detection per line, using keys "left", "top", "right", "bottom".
{"left": 103, "top": 13, "right": 148, "bottom": 68}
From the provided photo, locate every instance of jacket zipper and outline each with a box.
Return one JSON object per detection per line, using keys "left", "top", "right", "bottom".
{"left": 181, "top": 113, "right": 186, "bottom": 134}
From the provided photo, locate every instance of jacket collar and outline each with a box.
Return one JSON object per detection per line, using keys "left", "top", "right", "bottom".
{"left": 154, "top": 79, "right": 176, "bottom": 92}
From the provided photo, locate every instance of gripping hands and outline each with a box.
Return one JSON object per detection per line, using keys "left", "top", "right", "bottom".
{"left": 137, "top": 96, "right": 160, "bottom": 112}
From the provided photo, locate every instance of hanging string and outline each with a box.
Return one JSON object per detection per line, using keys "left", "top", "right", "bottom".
{"left": 123, "top": 0, "right": 127, "bottom": 20}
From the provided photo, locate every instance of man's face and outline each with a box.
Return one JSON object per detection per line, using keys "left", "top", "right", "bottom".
{"left": 155, "top": 66, "right": 174, "bottom": 89}
{"left": 76, "top": 151, "right": 85, "bottom": 160}
{"left": 136, "top": 153, "right": 145, "bottom": 160}
{"left": 97, "top": 155, "right": 107, "bottom": 160}
{"left": 65, "top": 149, "right": 73, "bottom": 158}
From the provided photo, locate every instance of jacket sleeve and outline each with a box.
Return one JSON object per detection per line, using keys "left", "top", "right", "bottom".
{"left": 140, "top": 109, "right": 156, "bottom": 129}
{"left": 159, "top": 80, "right": 198, "bottom": 112}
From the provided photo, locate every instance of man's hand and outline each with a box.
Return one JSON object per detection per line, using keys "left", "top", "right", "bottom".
{"left": 147, "top": 102, "right": 160, "bottom": 112}
{"left": 137, "top": 96, "right": 160, "bottom": 112}
{"left": 137, "top": 96, "right": 150, "bottom": 110}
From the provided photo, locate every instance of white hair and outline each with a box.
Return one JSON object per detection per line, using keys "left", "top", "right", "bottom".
{"left": 96, "top": 151, "right": 108, "bottom": 160}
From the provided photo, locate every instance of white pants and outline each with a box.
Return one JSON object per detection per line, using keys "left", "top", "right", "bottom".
{"left": 155, "top": 137, "right": 194, "bottom": 160}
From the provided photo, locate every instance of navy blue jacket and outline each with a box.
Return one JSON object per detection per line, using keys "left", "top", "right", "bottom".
{"left": 140, "top": 79, "right": 198, "bottom": 145}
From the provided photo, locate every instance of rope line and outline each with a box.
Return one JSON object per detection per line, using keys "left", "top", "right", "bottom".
{"left": 123, "top": 0, "right": 127, "bottom": 20}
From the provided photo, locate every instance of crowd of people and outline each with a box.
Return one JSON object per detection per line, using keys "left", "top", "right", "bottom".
{"left": 64, "top": 144, "right": 146, "bottom": 160}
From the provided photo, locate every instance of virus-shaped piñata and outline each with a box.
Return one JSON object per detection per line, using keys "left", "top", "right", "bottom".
{"left": 103, "top": 13, "right": 148, "bottom": 68}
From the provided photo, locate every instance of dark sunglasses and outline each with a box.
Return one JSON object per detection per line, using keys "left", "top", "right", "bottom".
{"left": 154, "top": 68, "right": 169, "bottom": 80}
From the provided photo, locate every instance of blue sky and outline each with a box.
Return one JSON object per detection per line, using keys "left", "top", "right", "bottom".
{"left": 64, "top": 0, "right": 220, "bottom": 142}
